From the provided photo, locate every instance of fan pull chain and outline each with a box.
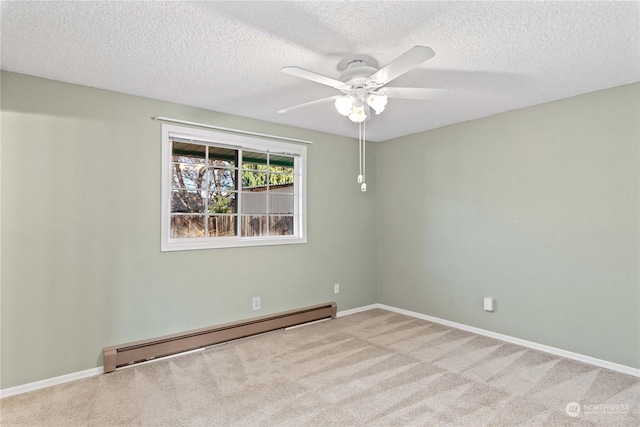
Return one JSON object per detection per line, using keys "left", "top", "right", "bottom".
{"left": 361, "top": 120, "right": 367, "bottom": 192}
{"left": 358, "top": 122, "right": 363, "bottom": 184}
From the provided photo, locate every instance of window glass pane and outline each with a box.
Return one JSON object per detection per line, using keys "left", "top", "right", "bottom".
{"left": 171, "top": 190, "right": 204, "bottom": 213}
{"left": 270, "top": 216, "right": 294, "bottom": 236}
{"left": 172, "top": 142, "right": 206, "bottom": 164}
{"left": 242, "top": 151, "right": 268, "bottom": 171}
{"left": 172, "top": 164, "right": 207, "bottom": 190}
{"left": 208, "top": 168, "right": 236, "bottom": 191}
{"left": 268, "top": 172, "right": 294, "bottom": 186}
{"left": 242, "top": 172, "right": 268, "bottom": 189}
{"left": 171, "top": 215, "right": 205, "bottom": 237}
{"left": 268, "top": 194, "right": 294, "bottom": 214}
{"left": 269, "top": 154, "right": 294, "bottom": 168}
{"left": 208, "top": 216, "right": 237, "bottom": 237}
{"left": 208, "top": 192, "right": 236, "bottom": 214}
{"left": 208, "top": 146, "right": 236, "bottom": 168}
{"left": 241, "top": 192, "right": 267, "bottom": 214}
{"left": 241, "top": 215, "right": 267, "bottom": 237}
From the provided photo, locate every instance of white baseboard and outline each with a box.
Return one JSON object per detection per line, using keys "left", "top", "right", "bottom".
{"left": 368, "top": 303, "right": 639, "bottom": 378}
{"left": 4, "top": 302, "right": 637, "bottom": 398}
{"left": 0, "top": 367, "right": 103, "bottom": 399}
{"left": 336, "top": 304, "right": 379, "bottom": 318}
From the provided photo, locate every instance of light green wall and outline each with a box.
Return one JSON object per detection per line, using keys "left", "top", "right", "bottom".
{"left": 377, "top": 83, "right": 640, "bottom": 368}
{"left": 0, "top": 71, "right": 378, "bottom": 389}
{"left": 2, "top": 72, "right": 638, "bottom": 390}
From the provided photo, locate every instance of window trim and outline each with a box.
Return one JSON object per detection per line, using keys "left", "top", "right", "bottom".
{"left": 161, "top": 124, "right": 307, "bottom": 251}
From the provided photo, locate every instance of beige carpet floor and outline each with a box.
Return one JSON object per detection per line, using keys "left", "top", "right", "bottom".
{"left": 1, "top": 308, "right": 639, "bottom": 426}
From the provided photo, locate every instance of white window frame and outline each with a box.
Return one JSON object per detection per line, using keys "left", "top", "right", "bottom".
{"left": 161, "top": 124, "right": 307, "bottom": 251}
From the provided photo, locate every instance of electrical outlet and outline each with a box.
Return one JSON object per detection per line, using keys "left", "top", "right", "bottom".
{"left": 334, "top": 283, "right": 340, "bottom": 294}
{"left": 252, "top": 296, "right": 261, "bottom": 311}
{"left": 484, "top": 297, "right": 494, "bottom": 312}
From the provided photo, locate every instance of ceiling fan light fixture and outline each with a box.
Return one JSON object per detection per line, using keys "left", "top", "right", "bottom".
{"left": 366, "top": 93, "right": 387, "bottom": 115}
{"left": 335, "top": 95, "right": 354, "bottom": 116}
{"left": 348, "top": 105, "right": 367, "bottom": 123}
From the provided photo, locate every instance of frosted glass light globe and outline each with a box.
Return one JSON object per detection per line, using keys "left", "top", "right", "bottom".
{"left": 348, "top": 105, "right": 367, "bottom": 123}
{"left": 366, "top": 94, "right": 387, "bottom": 115}
{"left": 335, "top": 96, "right": 354, "bottom": 116}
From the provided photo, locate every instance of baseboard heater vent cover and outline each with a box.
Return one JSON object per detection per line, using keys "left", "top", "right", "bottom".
{"left": 103, "top": 302, "right": 337, "bottom": 373}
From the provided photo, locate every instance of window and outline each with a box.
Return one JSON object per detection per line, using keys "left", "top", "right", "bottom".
{"left": 161, "top": 124, "right": 306, "bottom": 251}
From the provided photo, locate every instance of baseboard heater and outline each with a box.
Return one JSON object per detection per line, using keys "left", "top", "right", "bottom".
{"left": 103, "top": 302, "right": 337, "bottom": 373}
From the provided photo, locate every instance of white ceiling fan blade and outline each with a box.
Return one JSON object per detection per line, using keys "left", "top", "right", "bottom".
{"left": 369, "top": 46, "right": 435, "bottom": 85}
{"left": 278, "top": 95, "right": 339, "bottom": 114}
{"left": 281, "top": 66, "right": 346, "bottom": 89}
{"left": 380, "top": 87, "right": 447, "bottom": 100}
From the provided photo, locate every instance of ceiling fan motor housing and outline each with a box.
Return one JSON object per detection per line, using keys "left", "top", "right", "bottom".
{"left": 339, "top": 60, "right": 382, "bottom": 91}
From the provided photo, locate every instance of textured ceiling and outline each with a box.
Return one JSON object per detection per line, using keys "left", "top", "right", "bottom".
{"left": 1, "top": 1, "right": 639, "bottom": 142}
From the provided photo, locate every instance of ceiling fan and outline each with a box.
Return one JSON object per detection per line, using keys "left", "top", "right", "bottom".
{"left": 278, "top": 45, "right": 445, "bottom": 123}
